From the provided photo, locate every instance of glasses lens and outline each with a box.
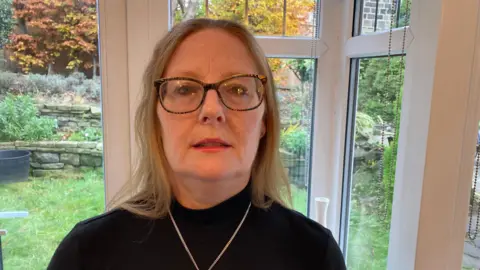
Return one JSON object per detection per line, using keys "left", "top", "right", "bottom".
{"left": 159, "top": 79, "right": 203, "bottom": 113}
{"left": 218, "top": 76, "right": 264, "bottom": 110}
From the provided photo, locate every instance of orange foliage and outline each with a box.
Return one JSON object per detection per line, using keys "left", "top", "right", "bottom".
{"left": 6, "top": 0, "right": 98, "bottom": 73}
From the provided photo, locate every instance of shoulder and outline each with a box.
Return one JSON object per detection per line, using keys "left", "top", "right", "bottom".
{"left": 75, "top": 208, "right": 147, "bottom": 235}
{"left": 69, "top": 208, "right": 159, "bottom": 245}
{"left": 266, "top": 202, "right": 332, "bottom": 240}
{"left": 262, "top": 202, "right": 347, "bottom": 269}
{"left": 47, "top": 209, "right": 155, "bottom": 269}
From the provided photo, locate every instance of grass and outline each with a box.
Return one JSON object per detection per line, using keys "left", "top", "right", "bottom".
{"left": 0, "top": 171, "right": 308, "bottom": 270}
{"left": 346, "top": 204, "right": 391, "bottom": 270}
{"left": 291, "top": 184, "right": 308, "bottom": 216}
{"left": 0, "top": 170, "right": 105, "bottom": 270}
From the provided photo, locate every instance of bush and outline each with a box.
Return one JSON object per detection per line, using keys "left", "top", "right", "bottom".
{"left": 280, "top": 124, "right": 309, "bottom": 154}
{"left": 357, "top": 58, "right": 404, "bottom": 123}
{"left": 0, "top": 94, "right": 56, "bottom": 141}
{"left": 0, "top": 72, "right": 19, "bottom": 94}
{"left": 67, "top": 127, "right": 103, "bottom": 142}
{"left": 27, "top": 73, "right": 68, "bottom": 95}
{"left": 0, "top": 71, "right": 101, "bottom": 102}
{"left": 355, "top": 112, "right": 375, "bottom": 140}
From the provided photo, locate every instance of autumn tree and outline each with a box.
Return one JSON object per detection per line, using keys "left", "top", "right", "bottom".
{"left": 172, "top": 0, "right": 315, "bottom": 79}
{"left": 6, "top": 0, "right": 97, "bottom": 74}
{"left": 173, "top": 0, "right": 315, "bottom": 36}
{"left": 60, "top": 0, "right": 98, "bottom": 73}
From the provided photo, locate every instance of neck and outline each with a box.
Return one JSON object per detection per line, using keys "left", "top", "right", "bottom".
{"left": 171, "top": 175, "right": 250, "bottom": 210}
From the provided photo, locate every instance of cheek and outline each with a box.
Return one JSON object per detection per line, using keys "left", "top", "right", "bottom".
{"left": 231, "top": 110, "right": 264, "bottom": 150}
{"left": 156, "top": 105, "right": 191, "bottom": 155}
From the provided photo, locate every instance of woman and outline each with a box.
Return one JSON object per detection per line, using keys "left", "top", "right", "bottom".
{"left": 48, "top": 18, "right": 346, "bottom": 270}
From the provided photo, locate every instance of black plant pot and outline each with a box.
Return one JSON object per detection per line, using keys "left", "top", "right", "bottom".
{"left": 0, "top": 150, "right": 31, "bottom": 184}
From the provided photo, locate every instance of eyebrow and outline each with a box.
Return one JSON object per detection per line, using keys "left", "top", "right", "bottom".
{"left": 166, "top": 70, "right": 256, "bottom": 80}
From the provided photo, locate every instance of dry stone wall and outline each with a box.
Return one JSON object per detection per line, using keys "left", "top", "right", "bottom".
{"left": 0, "top": 141, "right": 103, "bottom": 177}
{"left": 36, "top": 104, "right": 101, "bottom": 132}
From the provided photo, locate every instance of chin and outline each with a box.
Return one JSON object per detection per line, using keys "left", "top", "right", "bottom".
{"left": 192, "top": 167, "right": 232, "bottom": 181}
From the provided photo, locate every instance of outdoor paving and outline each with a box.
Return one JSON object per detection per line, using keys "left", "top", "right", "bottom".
{"left": 464, "top": 214, "right": 480, "bottom": 269}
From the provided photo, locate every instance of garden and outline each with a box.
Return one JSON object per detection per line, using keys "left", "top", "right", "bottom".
{"left": 0, "top": 1, "right": 106, "bottom": 269}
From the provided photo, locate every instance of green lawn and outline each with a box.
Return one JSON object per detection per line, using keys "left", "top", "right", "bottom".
{"left": 346, "top": 203, "right": 390, "bottom": 270}
{"left": 0, "top": 170, "right": 105, "bottom": 270}
{"left": 291, "top": 184, "right": 308, "bottom": 216}
{"left": 0, "top": 172, "right": 307, "bottom": 270}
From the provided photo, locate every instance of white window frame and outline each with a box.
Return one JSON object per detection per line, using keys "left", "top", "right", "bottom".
{"left": 97, "top": 0, "right": 480, "bottom": 268}
{"left": 336, "top": 0, "right": 480, "bottom": 269}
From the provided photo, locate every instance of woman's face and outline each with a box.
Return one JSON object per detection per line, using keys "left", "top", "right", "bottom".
{"left": 157, "top": 29, "right": 266, "bottom": 182}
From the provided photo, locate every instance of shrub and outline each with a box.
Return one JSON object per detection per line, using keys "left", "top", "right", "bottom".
{"left": 0, "top": 71, "right": 102, "bottom": 102}
{"left": 355, "top": 112, "right": 375, "bottom": 140}
{"left": 0, "top": 94, "right": 56, "bottom": 141}
{"left": 65, "top": 72, "right": 87, "bottom": 86}
{"left": 81, "top": 78, "right": 102, "bottom": 100}
{"left": 27, "top": 73, "right": 68, "bottom": 95}
{"left": 0, "top": 72, "right": 19, "bottom": 94}
{"left": 67, "top": 127, "right": 103, "bottom": 142}
{"left": 280, "top": 124, "right": 309, "bottom": 154}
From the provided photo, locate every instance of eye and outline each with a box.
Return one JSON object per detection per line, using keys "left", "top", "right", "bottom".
{"left": 227, "top": 85, "right": 249, "bottom": 96}
{"left": 174, "top": 85, "right": 198, "bottom": 96}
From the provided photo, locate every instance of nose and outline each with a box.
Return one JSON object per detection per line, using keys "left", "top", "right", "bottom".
{"left": 198, "top": 90, "right": 226, "bottom": 124}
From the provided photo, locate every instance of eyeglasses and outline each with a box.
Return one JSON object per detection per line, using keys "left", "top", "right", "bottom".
{"left": 154, "top": 74, "right": 267, "bottom": 114}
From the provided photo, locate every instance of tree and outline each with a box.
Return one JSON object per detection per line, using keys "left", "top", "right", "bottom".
{"left": 173, "top": 0, "right": 315, "bottom": 36}
{"left": 6, "top": 0, "right": 98, "bottom": 74}
{"left": 397, "top": 0, "right": 411, "bottom": 28}
{"left": 0, "top": 0, "right": 14, "bottom": 48}
{"left": 59, "top": 0, "right": 98, "bottom": 72}
{"left": 357, "top": 58, "right": 404, "bottom": 123}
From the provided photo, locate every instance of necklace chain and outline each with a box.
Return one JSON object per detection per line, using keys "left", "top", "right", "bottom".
{"left": 168, "top": 202, "right": 252, "bottom": 270}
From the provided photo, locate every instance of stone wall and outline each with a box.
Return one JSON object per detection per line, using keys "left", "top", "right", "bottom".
{"left": 0, "top": 141, "right": 103, "bottom": 177}
{"left": 362, "top": 0, "right": 397, "bottom": 33}
{"left": 36, "top": 104, "right": 101, "bottom": 132}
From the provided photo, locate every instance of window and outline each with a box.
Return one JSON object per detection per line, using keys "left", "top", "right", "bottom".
{"left": 0, "top": 1, "right": 104, "bottom": 269}
{"left": 171, "top": 0, "right": 317, "bottom": 37}
{"left": 344, "top": 56, "right": 404, "bottom": 269}
{"left": 355, "top": 0, "right": 410, "bottom": 35}
{"left": 341, "top": 0, "right": 410, "bottom": 268}
{"left": 270, "top": 58, "right": 316, "bottom": 215}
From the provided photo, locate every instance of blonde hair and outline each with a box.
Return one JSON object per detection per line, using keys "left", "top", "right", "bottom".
{"left": 111, "top": 18, "right": 291, "bottom": 218}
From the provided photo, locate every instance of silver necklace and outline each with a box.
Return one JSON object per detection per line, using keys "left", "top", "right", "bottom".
{"left": 168, "top": 202, "right": 252, "bottom": 270}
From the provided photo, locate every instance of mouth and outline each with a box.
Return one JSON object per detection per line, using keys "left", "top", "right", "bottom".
{"left": 192, "top": 138, "right": 232, "bottom": 150}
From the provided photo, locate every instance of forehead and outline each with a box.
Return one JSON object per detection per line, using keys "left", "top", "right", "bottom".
{"left": 164, "top": 29, "right": 259, "bottom": 79}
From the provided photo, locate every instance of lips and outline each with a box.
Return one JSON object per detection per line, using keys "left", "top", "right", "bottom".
{"left": 192, "top": 138, "right": 231, "bottom": 148}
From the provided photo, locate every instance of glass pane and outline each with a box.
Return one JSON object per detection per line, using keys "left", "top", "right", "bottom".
{"left": 268, "top": 58, "right": 315, "bottom": 215}
{"left": 462, "top": 125, "right": 480, "bottom": 270}
{"left": 0, "top": 1, "right": 105, "bottom": 269}
{"left": 171, "top": 0, "right": 318, "bottom": 37}
{"left": 345, "top": 56, "right": 405, "bottom": 269}
{"left": 357, "top": 0, "right": 411, "bottom": 35}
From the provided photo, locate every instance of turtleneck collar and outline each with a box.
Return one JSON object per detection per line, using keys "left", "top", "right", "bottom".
{"left": 170, "top": 182, "right": 251, "bottom": 225}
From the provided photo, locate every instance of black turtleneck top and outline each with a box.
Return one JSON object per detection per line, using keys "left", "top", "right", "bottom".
{"left": 47, "top": 185, "right": 347, "bottom": 270}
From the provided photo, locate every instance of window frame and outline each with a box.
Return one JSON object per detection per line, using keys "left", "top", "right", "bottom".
{"left": 97, "top": 0, "right": 480, "bottom": 268}
{"left": 339, "top": 0, "right": 480, "bottom": 269}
